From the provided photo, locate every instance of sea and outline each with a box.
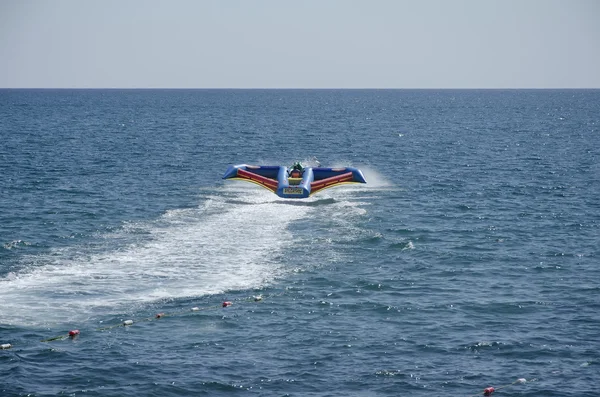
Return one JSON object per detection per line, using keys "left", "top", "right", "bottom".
{"left": 0, "top": 89, "right": 598, "bottom": 397}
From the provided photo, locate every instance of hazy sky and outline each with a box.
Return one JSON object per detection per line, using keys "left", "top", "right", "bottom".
{"left": 1, "top": 0, "right": 599, "bottom": 88}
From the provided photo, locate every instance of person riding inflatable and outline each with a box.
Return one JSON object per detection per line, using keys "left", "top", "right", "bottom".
{"left": 289, "top": 162, "right": 303, "bottom": 178}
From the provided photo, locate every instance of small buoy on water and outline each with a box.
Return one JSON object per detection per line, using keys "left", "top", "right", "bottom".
{"left": 123, "top": 320, "right": 133, "bottom": 326}
{"left": 517, "top": 378, "right": 526, "bottom": 383}
{"left": 254, "top": 295, "right": 263, "bottom": 302}
{"left": 1, "top": 343, "right": 12, "bottom": 350}
{"left": 156, "top": 313, "right": 165, "bottom": 318}
{"left": 222, "top": 301, "right": 232, "bottom": 307}
{"left": 484, "top": 386, "right": 495, "bottom": 396}
{"left": 68, "top": 330, "right": 80, "bottom": 337}
{"left": 191, "top": 307, "right": 200, "bottom": 311}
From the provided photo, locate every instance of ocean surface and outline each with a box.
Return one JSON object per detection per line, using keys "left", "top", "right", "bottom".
{"left": 0, "top": 89, "right": 598, "bottom": 397}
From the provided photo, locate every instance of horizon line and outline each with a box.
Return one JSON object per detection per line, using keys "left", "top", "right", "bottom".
{"left": 2, "top": 87, "right": 599, "bottom": 90}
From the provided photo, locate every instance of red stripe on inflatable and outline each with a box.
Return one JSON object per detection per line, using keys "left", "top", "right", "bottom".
{"left": 237, "top": 168, "right": 279, "bottom": 190}
{"left": 311, "top": 172, "right": 354, "bottom": 193}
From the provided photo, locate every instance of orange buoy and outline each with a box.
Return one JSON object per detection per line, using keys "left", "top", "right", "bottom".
{"left": 484, "top": 387, "right": 495, "bottom": 396}
{"left": 68, "top": 330, "right": 80, "bottom": 337}
{"left": 222, "top": 301, "right": 232, "bottom": 307}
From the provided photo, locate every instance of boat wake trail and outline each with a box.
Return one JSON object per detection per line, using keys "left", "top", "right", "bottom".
{"left": 0, "top": 188, "right": 314, "bottom": 326}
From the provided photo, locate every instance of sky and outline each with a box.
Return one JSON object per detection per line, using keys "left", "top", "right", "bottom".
{"left": 1, "top": 0, "right": 599, "bottom": 88}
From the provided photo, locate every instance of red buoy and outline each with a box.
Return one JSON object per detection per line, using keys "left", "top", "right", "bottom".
{"left": 68, "top": 330, "right": 80, "bottom": 337}
{"left": 156, "top": 313, "right": 165, "bottom": 318}
{"left": 222, "top": 301, "right": 232, "bottom": 307}
{"left": 484, "top": 387, "right": 495, "bottom": 396}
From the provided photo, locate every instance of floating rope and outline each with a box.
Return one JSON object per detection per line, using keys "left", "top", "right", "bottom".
{"left": 40, "top": 329, "right": 81, "bottom": 343}
{"left": 11, "top": 294, "right": 266, "bottom": 347}
{"left": 468, "top": 378, "right": 528, "bottom": 396}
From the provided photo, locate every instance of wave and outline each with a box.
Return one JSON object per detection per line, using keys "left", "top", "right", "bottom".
{"left": 2, "top": 240, "right": 32, "bottom": 250}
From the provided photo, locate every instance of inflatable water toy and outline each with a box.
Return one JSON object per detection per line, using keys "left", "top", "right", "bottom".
{"left": 222, "top": 162, "right": 367, "bottom": 198}
{"left": 223, "top": 162, "right": 366, "bottom": 199}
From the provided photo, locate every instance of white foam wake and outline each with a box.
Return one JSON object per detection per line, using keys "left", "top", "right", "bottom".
{"left": 0, "top": 187, "right": 313, "bottom": 326}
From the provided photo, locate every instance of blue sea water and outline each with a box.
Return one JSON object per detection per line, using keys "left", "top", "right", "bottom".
{"left": 0, "top": 89, "right": 599, "bottom": 396}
